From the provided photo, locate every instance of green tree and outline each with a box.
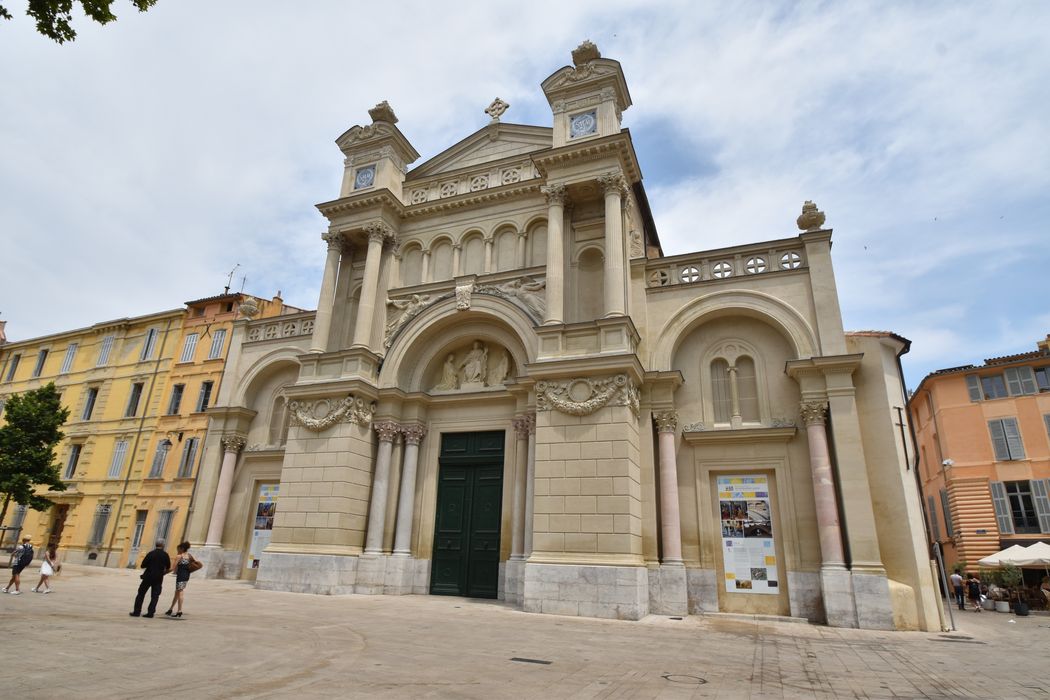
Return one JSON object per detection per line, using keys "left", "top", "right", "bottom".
{"left": 0, "top": 0, "right": 157, "bottom": 44}
{"left": 0, "top": 382, "right": 69, "bottom": 526}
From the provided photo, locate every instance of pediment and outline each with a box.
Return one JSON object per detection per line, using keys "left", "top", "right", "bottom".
{"left": 408, "top": 123, "right": 552, "bottom": 179}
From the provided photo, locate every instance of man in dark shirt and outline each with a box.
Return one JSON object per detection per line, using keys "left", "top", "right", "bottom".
{"left": 130, "top": 539, "right": 171, "bottom": 618}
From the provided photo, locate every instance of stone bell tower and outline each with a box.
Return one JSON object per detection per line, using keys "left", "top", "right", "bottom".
{"left": 541, "top": 40, "right": 633, "bottom": 148}
{"left": 335, "top": 100, "right": 420, "bottom": 202}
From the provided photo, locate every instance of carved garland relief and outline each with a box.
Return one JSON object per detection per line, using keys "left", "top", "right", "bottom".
{"left": 536, "top": 374, "right": 639, "bottom": 417}
{"left": 288, "top": 395, "right": 376, "bottom": 432}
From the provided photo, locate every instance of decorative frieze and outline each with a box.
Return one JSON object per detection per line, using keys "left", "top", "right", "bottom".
{"left": 799, "top": 402, "right": 828, "bottom": 427}
{"left": 536, "top": 374, "right": 639, "bottom": 417}
{"left": 475, "top": 276, "right": 546, "bottom": 322}
{"left": 653, "top": 410, "right": 678, "bottom": 433}
{"left": 220, "top": 433, "right": 247, "bottom": 453}
{"left": 245, "top": 316, "right": 315, "bottom": 342}
{"left": 288, "top": 395, "right": 375, "bottom": 432}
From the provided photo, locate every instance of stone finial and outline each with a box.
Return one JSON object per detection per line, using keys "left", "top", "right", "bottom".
{"left": 571, "top": 40, "right": 600, "bottom": 66}
{"left": 796, "top": 200, "right": 826, "bottom": 231}
{"left": 485, "top": 97, "right": 509, "bottom": 122}
{"left": 237, "top": 296, "right": 260, "bottom": 319}
{"left": 368, "top": 100, "right": 398, "bottom": 124}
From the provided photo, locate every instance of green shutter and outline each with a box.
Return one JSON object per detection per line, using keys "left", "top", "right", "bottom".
{"left": 990, "top": 481, "right": 1014, "bottom": 534}
{"left": 940, "top": 488, "right": 954, "bottom": 537}
{"left": 989, "top": 420, "right": 1010, "bottom": 460}
{"left": 1032, "top": 479, "right": 1050, "bottom": 534}
{"left": 927, "top": 495, "right": 940, "bottom": 541}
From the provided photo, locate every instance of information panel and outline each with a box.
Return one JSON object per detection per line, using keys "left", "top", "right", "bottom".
{"left": 717, "top": 475, "right": 777, "bottom": 594}
{"left": 247, "top": 484, "right": 279, "bottom": 570}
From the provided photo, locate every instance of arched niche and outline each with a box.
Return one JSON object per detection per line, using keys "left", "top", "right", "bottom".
{"left": 494, "top": 226, "right": 518, "bottom": 271}
{"left": 400, "top": 242, "right": 424, "bottom": 287}
{"left": 379, "top": 295, "right": 536, "bottom": 392}
{"left": 234, "top": 355, "right": 301, "bottom": 447}
{"left": 430, "top": 237, "right": 453, "bottom": 281}
{"left": 573, "top": 246, "right": 604, "bottom": 322}
{"left": 461, "top": 232, "right": 485, "bottom": 276}
{"left": 527, "top": 221, "right": 547, "bottom": 267}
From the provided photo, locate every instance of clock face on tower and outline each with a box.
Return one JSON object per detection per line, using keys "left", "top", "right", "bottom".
{"left": 354, "top": 165, "right": 376, "bottom": 190}
{"left": 569, "top": 110, "right": 597, "bottom": 138}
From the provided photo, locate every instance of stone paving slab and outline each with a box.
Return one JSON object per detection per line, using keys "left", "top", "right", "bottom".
{"left": 2, "top": 564, "right": 1048, "bottom": 698}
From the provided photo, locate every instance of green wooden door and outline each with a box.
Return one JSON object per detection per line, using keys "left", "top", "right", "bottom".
{"left": 430, "top": 431, "right": 505, "bottom": 599}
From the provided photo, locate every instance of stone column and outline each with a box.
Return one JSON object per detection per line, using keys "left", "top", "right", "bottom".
{"left": 452, "top": 243, "right": 462, "bottom": 277}
{"left": 204, "top": 434, "right": 246, "bottom": 546}
{"left": 801, "top": 402, "right": 845, "bottom": 566}
{"left": 311, "top": 232, "right": 344, "bottom": 353}
{"left": 392, "top": 424, "right": 426, "bottom": 556}
{"left": 352, "top": 221, "right": 392, "bottom": 349}
{"left": 422, "top": 248, "right": 431, "bottom": 283}
{"left": 483, "top": 235, "right": 494, "bottom": 273}
{"left": 597, "top": 172, "right": 627, "bottom": 317}
{"left": 364, "top": 421, "right": 400, "bottom": 554}
{"left": 517, "top": 230, "right": 528, "bottom": 269}
{"left": 728, "top": 365, "right": 742, "bottom": 426}
{"left": 510, "top": 415, "right": 531, "bottom": 560}
{"left": 522, "top": 413, "right": 537, "bottom": 557}
{"left": 653, "top": 411, "right": 683, "bottom": 564}
{"left": 540, "top": 185, "right": 566, "bottom": 324}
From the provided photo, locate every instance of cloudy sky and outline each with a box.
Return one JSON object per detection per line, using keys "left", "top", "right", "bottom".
{"left": 1, "top": 1, "right": 1047, "bottom": 387}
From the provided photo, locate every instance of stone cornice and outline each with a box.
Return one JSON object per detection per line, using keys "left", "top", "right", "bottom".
{"left": 532, "top": 131, "right": 642, "bottom": 184}
{"left": 404, "top": 181, "right": 542, "bottom": 218}
{"left": 785, "top": 354, "right": 863, "bottom": 379}
{"left": 316, "top": 188, "right": 405, "bottom": 221}
{"left": 682, "top": 426, "right": 797, "bottom": 445}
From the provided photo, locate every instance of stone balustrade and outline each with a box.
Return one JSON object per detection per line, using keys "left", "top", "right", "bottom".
{"left": 244, "top": 312, "right": 317, "bottom": 343}
{"left": 644, "top": 240, "right": 807, "bottom": 289}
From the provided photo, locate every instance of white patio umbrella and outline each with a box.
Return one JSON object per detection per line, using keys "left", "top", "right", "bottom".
{"left": 1014, "top": 541, "right": 1050, "bottom": 567}
{"left": 977, "top": 544, "right": 1031, "bottom": 567}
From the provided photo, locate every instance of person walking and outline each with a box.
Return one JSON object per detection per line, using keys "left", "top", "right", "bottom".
{"left": 31, "top": 544, "right": 60, "bottom": 593}
{"left": 130, "top": 539, "right": 171, "bottom": 618}
{"left": 3, "top": 536, "right": 35, "bottom": 595}
{"left": 164, "top": 541, "right": 199, "bottom": 618}
{"left": 966, "top": 573, "right": 983, "bottom": 612}
{"left": 950, "top": 569, "right": 965, "bottom": 610}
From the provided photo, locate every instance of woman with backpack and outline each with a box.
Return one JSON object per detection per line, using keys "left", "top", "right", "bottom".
{"left": 31, "top": 544, "right": 60, "bottom": 593}
{"left": 3, "top": 536, "right": 34, "bottom": 595}
{"left": 164, "top": 541, "right": 201, "bottom": 618}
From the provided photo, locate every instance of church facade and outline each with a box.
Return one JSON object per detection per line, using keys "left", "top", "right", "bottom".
{"left": 184, "top": 43, "right": 941, "bottom": 630}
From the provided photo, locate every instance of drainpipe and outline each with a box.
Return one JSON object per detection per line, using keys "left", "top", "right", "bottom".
{"left": 103, "top": 318, "right": 175, "bottom": 567}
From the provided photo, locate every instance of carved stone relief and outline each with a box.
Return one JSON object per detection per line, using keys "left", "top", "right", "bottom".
{"left": 384, "top": 294, "right": 431, "bottom": 348}
{"left": 430, "top": 340, "right": 514, "bottom": 393}
{"left": 536, "top": 374, "right": 639, "bottom": 417}
{"left": 288, "top": 395, "right": 375, "bottom": 432}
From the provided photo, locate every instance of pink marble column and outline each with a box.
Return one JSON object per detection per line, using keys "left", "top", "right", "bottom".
{"left": 205, "top": 434, "right": 246, "bottom": 547}
{"left": 510, "top": 415, "right": 531, "bottom": 560}
{"left": 364, "top": 421, "right": 400, "bottom": 554}
{"left": 654, "top": 411, "right": 683, "bottom": 564}
{"left": 522, "top": 413, "right": 537, "bottom": 557}
{"left": 392, "top": 424, "right": 426, "bottom": 556}
{"left": 801, "top": 402, "right": 845, "bottom": 567}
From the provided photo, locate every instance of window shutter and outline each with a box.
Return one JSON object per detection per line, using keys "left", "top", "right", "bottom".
{"left": 60, "top": 343, "right": 78, "bottom": 374}
{"left": 965, "top": 375, "right": 982, "bottom": 401}
{"left": 1032, "top": 479, "right": 1050, "bottom": 534}
{"left": 97, "top": 336, "right": 114, "bottom": 366}
{"left": 108, "top": 440, "right": 128, "bottom": 478}
{"left": 988, "top": 420, "right": 1010, "bottom": 460}
{"left": 208, "top": 329, "right": 227, "bottom": 359}
{"left": 927, "top": 495, "right": 941, "bottom": 541}
{"left": 1004, "top": 368, "right": 1024, "bottom": 396}
{"left": 1002, "top": 418, "right": 1025, "bottom": 459}
{"left": 1018, "top": 367, "right": 1038, "bottom": 395}
{"left": 990, "top": 481, "right": 1015, "bottom": 534}
{"left": 940, "top": 488, "right": 954, "bottom": 537}
{"left": 1045, "top": 414, "right": 1050, "bottom": 439}
{"left": 180, "top": 333, "right": 198, "bottom": 363}
{"left": 178, "top": 438, "right": 199, "bottom": 478}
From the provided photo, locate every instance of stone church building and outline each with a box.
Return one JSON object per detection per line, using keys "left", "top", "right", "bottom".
{"left": 185, "top": 43, "right": 941, "bottom": 630}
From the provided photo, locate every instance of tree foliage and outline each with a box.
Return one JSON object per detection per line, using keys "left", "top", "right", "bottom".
{"left": 0, "top": 382, "right": 69, "bottom": 525}
{"left": 0, "top": 0, "right": 157, "bottom": 43}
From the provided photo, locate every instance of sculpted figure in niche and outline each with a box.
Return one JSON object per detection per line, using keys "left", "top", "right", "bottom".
{"left": 487, "top": 348, "right": 510, "bottom": 386}
{"left": 498, "top": 277, "right": 546, "bottom": 319}
{"left": 459, "top": 341, "right": 488, "bottom": 385}
{"left": 434, "top": 354, "right": 459, "bottom": 390}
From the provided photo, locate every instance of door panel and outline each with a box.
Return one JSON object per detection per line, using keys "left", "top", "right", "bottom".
{"left": 430, "top": 431, "right": 505, "bottom": 599}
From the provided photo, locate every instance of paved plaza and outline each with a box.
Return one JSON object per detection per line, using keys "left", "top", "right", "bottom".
{"left": 2, "top": 563, "right": 1048, "bottom": 699}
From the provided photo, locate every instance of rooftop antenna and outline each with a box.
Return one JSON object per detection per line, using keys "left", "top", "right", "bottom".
{"left": 239, "top": 275, "right": 247, "bottom": 293}
{"left": 224, "top": 263, "right": 241, "bottom": 294}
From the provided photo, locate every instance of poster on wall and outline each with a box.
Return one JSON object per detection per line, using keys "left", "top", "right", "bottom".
{"left": 247, "top": 484, "right": 279, "bottom": 569}
{"left": 717, "top": 475, "right": 777, "bottom": 594}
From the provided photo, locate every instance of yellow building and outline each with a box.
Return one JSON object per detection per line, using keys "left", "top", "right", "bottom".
{"left": 0, "top": 293, "right": 296, "bottom": 566}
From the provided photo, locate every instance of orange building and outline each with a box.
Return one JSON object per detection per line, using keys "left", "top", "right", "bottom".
{"left": 910, "top": 334, "right": 1050, "bottom": 572}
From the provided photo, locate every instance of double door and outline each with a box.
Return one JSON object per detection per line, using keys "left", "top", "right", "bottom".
{"left": 430, "top": 431, "right": 504, "bottom": 599}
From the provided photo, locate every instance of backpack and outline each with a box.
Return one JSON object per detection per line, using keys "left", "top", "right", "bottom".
{"left": 17, "top": 544, "right": 33, "bottom": 567}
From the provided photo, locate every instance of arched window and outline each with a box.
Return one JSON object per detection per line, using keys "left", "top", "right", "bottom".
{"left": 462, "top": 235, "right": 485, "bottom": 275}
{"left": 401, "top": 245, "right": 423, "bottom": 287}
{"left": 736, "top": 356, "right": 759, "bottom": 422}
{"left": 268, "top": 395, "right": 289, "bottom": 446}
{"left": 711, "top": 359, "right": 732, "bottom": 423}
{"left": 430, "top": 240, "right": 453, "bottom": 280}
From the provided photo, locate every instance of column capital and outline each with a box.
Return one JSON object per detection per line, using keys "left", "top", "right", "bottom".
{"left": 512, "top": 414, "right": 535, "bottom": 439}
{"left": 517, "top": 229, "right": 528, "bottom": 239}
{"left": 364, "top": 220, "right": 394, "bottom": 245}
{"left": 597, "top": 171, "right": 628, "bottom": 197}
{"left": 401, "top": 423, "right": 427, "bottom": 446}
{"left": 451, "top": 242, "right": 462, "bottom": 251}
{"left": 321, "top": 230, "right": 345, "bottom": 251}
{"left": 653, "top": 410, "right": 678, "bottom": 433}
{"left": 220, "top": 433, "right": 247, "bottom": 454}
{"left": 800, "top": 401, "right": 828, "bottom": 426}
{"left": 541, "top": 183, "right": 568, "bottom": 206}
{"left": 374, "top": 420, "right": 401, "bottom": 443}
